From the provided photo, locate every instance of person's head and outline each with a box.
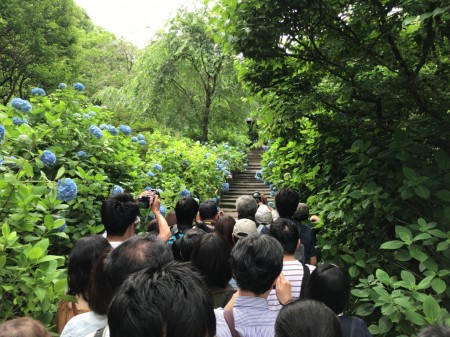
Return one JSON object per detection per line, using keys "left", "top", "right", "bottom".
{"left": 146, "top": 219, "right": 159, "bottom": 235}
{"left": 175, "top": 197, "right": 199, "bottom": 226}
{"left": 418, "top": 325, "right": 450, "bottom": 337}
{"left": 252, "top": 191, "right": 261, "bottom": 203}
{"left": 269, "top": 218, "right": 299, "bottom": 255}
{"left": 235, "top": 195, "right": 258, "bottom": 219}
{"left": 67, "top": 235, "right": 112, "bottom": 301}
{"left": 172, "top": 228, "right": 205, "bottom": 262}
{"left": 191, "top": 233, "right": 232, "bottom": 288}
{"left": 275, "top": 188, "right": 300, "bottom": 218}
{"left": 233, "top": 218, "right": 257, "bottom": 242}
{"left": 88, "top": 234, "right": 173, "bottom": 315}
{"left": 199, "top": 200, "right": 219, "bottom": 221}
{"left": 165, "top": 211, "right": 177, "bottom": 227}
{"left": 231, "top": 234, "right": 283, "bottom": 295}
{"left": 108, "top": 262, "right": 216, "bottom": 337}
{"left": 293, "top": 202, "right": 309, "bottom": 221}
{"left": 214, "top": 215, "right": 236, "bottom": 248}
{"left": 0, "top": 317, "right": 51, "bottom": 337}
{"left": 304, "top": 263, "right": 350, "bottom": 314}
{"left": 275, "top": 299, "right": 342, "bottom": 337}
{"left": 255, "top": 205, "right": 273, "bottom": 225}
{"left": 101, "top": 193, "right": 140, "bottom": 237}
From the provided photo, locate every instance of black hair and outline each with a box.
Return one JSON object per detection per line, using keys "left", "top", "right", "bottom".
{"left": 214, "top": 215, "right": 236, "bottom": 248}
{"left": 304, "top": 263, "right": 350, "bottom": 314}
{"left": 191, "top": 233, "right": 232, "bottom": 288}
{"left": 175, "top": 197, "right": 199, "bottom": 226}
{"left": 0, "top": 317, "right": 51, "bottom": 337}
{"left": 269, "top": 218, "right": 299, "bottom": 255}
{"left": 88, "top": 234, "right": 173, "bottom": 315}
{"left": 67, "top": 235, "right": 111, "bottom": 302}
{"left": 108, "top": 262, "right": 216, "bottom": 337}
{"left": 146, "top": 219, "right": 159, "bottom": 234}
{"left": 235, "top": 195, "right": 258, "bottom": 219}
{"left": 100, "top": 193, "right": 140, "bottom": 236}
{"left": 293, "top": 203, "right": 309, "bottom": 221}
{"left": 275, "top": 299, "right": 342, "bottom": 337}
{"left": 230, "top": 234, "right": 283, "bottom": 294}
{"left": 275, "top": 188, "right": 300, "bottom": 218}
{"left": 172, "top": 228, "right": 205, "bottom": 262}
{"left": 199, "top": 200, "right": 218, "bottom": 220}
{"left": 418, "top": 325, "right": 450, "bottom": 337}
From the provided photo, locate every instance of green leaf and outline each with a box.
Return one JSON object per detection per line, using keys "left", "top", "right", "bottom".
{"left": 402, "top": 167, "right": 417, "bottom": 181}
{"left": 378, "top": 316, "right": 393, "bottom": 334}
{"left": 400, "top": 270, "right": 415, "bottom": 286}
{"left": 417, "top": 275, "right": 434, "bottom": 290}
{"left": 34, "top": 239, "right": 49, "bottom": 252}
{"left": 423, "top": 296, "right": 441, "bottom": 323}
{"left": 376, "top": 269, "right": 390, "bottom": 284}
{"left": 55, "top": 166, "right": 65, "bottom": 180}
{"left": 405, "top": 310, "right": 426, "bottom": 325}
{"left": 431, "top": 278, "right": 446, "bottom": 294}
{"left": 410, "top": 245, "right": 428, "bottom": 262}
{"left": 414, "top": 185, "right": 430, "bottom": 199}
{"left": 356, "top": 303, "right": 374, "bottom": 316}
{"left": 437, "top": 241, "right": 449, "bottom": 251}
{"left": 348, "top": 190, "right": 363, "bottom": 199}
{"left": 2, "top": 222, "right": 11, "bottom": 238}
{"left": 26, "top": 247, "right": 44, "bottom": 260}
{"left": 380, "top": 240, "right": 404, "bottom": 249}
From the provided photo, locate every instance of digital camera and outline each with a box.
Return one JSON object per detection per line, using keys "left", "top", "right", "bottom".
{"left": 138, "top": 189, "right": 160, "bottom": 204}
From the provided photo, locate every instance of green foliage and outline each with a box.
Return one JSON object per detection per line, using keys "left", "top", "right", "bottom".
{"left": 0, "top": 86, "right": 245, "bottom": 324}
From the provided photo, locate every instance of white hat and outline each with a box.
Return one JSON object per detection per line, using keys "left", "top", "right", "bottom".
{"left": 233, "top": 218, "right": 257, "bottom": 238}
{"left": 255, "top": 205, "right": 273, "bottom": 225}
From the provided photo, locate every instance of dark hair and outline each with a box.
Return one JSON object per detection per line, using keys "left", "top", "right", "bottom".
{"left": 293, "top": 203, "right": 309, "bottom": 221}
{"left": 269, "top": 218, "right": 299, "bottom": 255}
{"left": 304, "top": 263, "right": 350, "bottom": 314}
{"left": 175, "top": 197, "right": 199, "bottom": 226}
{"left": 418, "top": 325, "right": 450, "bottom": 337}
{"left": 230, "top": 234, "right": 283, "bottom": 294}
{"left": 88, "top": 234, "right": 173, "bottom": 315}
{"left": 67, "top": 235, "right": 111, "bottom": 302}
{"left": 191, "top": 233, "right": 232, "bottom": 288}
{"left": 214, "top": 215, "right": 236, "bottom": 248}
{"left": 236, "top": 195, "right": 258, "bottom": 219}
{"left": 108, "top": 262, "right": 216, "bottom": 337}
{"left": 172, "top": 228, "right": 205, "bottom": 262}
{"left": 165, "top": 211, "right": 177, "bottom": 227}
{"left": 101, "top": 193, "right": 140, "bottom": 236}
{"left": 275, "top": 299, "right": 342, "bottom": 337}
{"left": 199, "top": 200, "right": 218, "bottom": 220}
{"left": 146, "top": 219, "right": 159, "bottom": 234}
{"left": 0, "top": 317, "right": 51, "bottom": 337}
{"left": 275, "top": 188, "right": 300, "bottom": 218}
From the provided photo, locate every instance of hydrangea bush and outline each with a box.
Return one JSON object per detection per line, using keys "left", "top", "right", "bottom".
{"left": 0, "top": 85, "right": 246, "bottom": 325}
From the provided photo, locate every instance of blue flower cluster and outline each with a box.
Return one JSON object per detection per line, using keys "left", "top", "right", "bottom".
{"left": 112, "top": 185, "right": 124, "bottom": 194}
{"left": 204, "top": 153, "right": 211, "bottom": 159}
{"left": 268, "top": 161, "right": 275, "bottom": 168}
{"left": 77, "top": 150, "right": 87, "bottom": 158}
{"left": 89, "top": 125, "right": 103, "bottom": 139}
{"left": 268, "top": 201, "right": 275, "bottom": 208}
{"left": 224, "top": 160, "right": 229, "bottom": 166}
{"left": 10, "top": 98, "right": 32, "bottom": 113}
{"left": 100, "top": 124, "right": 108, "bottom": 129}
{"left": 262, "top": 145, "right": 268, "bottom": 151}
{"left": 107, "top": 125, "right": 118, "bottom": 136}
{"left": 73, "top": 82, "right": 85, "bottom": 91}
{"left": 222, "top": 182, "right": 230, "bottom": 192}
{"left": 131, "top": 136, "right": 138, "bottom": 142}
{"left": 153, "top": 164, "right": 162, "bottom": 171}
{"left": 137, "top": 134, "right": 145, "bottom": 140}
{"left": 41, "top": 150, "right": 56, "bottom": 166}
{"left": 138, "top": 140, "right": 147, "bottom": 145}
{"left": 155, "top": 149, "right": 160, "bottom": 153}
{"left": 18, "top": 134, "right": 30, "bottom": 142}
{"left": 58, "top": 83, "right": 67, "bottom": 89}
{"left": 88, "top": 111, "right": 97, "bottom": 117}
{"left": 255, "top": 170, "right": 263, "bottom": 180}
{"left": 119, "top": 125, "right": 132, "bottom": 135}
{"left": 183, "top": 160, "right": 189, "bottom": 166}
{"left": 31, "top": 87, "right": 46, "bottom": 96}
{"left": 180, "top": 189, "right": 191, "bottom": 197}
{"left": 224, "top": 144, "right": 229, "bottom": 149}
{"left": 0, "top": 125, "right": 5, "bottom": 143}
{"left": 57, "top": 178, "right": 78, "bottom": 202}
{"left": 147, "top": 171, "right": 155, "bottom": 178}
{"left": 159, "top": 205, "right": 167, "bottom": 216}
{"left": 12, "top": 117, "right": 28, "bottom": 125}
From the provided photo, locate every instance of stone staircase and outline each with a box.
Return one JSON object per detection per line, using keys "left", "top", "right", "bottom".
{"left": 219, "top": 147, "right": 272, "bottom": 219}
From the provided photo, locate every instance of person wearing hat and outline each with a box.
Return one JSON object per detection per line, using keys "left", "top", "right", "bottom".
{"left": 255, "top": 205, "right": 272, "bottom": 234}
{"left": 232, "top": 218, "right": 258, "bottom": 243}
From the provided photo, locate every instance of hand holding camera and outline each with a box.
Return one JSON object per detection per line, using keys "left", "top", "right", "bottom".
{"left": 138, "top": 189, "right": 160, "bottom": 209}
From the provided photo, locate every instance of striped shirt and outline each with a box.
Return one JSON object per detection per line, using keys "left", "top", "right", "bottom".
{"left": 215, "top": 296, "right": 278, "bottom": 337}
{"left": 267, "top": 260, "right": 305, "bottom": 311}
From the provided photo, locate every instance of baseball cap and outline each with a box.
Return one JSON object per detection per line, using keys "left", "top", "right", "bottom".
{"left": 255, "top": 205, "right": 272, "bottom": 225}
{"left": 233, "top": 218, "right": 257, "bottom": 238}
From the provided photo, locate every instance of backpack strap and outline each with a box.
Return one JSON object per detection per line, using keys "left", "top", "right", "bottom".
{"left": 299, "top": 262, "right": 310, "bottom": 298}
{"left": 224, "top": 310, "right": 241, "bottom": 337}
{"left": 94, "top": 327, "right": 106, "bottom": 337}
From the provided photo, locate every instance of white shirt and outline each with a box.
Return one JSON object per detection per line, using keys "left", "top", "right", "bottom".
{"left": 60, "top": 311, "right": 107, "bottom": 337}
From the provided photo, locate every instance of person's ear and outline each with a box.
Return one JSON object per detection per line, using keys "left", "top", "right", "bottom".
{"left": 296, "top": 239, "right": 301, "bottom": 250}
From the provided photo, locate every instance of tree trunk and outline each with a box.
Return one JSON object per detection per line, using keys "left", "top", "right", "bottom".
{"left": 201, "top": 93, "right": 211, "bottom": 143}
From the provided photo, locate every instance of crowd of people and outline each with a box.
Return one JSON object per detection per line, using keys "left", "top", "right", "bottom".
{"left": 0, "top": 188, "right": 447, "bottom": 337}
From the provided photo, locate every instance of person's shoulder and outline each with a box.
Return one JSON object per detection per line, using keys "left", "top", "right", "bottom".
{"left": 340, "top": 316, "right": 371, "bottom": 336}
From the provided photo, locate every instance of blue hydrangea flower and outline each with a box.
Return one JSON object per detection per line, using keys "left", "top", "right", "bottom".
{"left": 217, "top": 159, "right": 222, "bottom": 164}
{"left": 131, "top": 136, "right": 138, "bottom": 142}
{"left": 41, "top": 150, "right": 56, "bottom": 166}
{"left": 216, "top": 164, "right": 223, "bottom": 170}
{"left": 119, "top": 125, "right": 132, "bottom": 135}
{"left": 138, "top": 140, "right": 147, "bottom": 145}
{"left": 0, "top": 124, "right": 5, "bottom": 143}
{"left": 153, "top": 164, "right": 162, "bottom": 171}
{"left": 57, "top": 178, "right": 78, "bottom": 202}
{"left": 77, "top": 150, "right": 87, "bottom": 157}
{"left": 145, "top": 186, "right": 153, "bottom": 191}
{"left": 100, "top": 124, "right": 108, "bottom": 130}
{"left": 137, "top": 134, "right": 145, "bottom": 140}
{"left": 162, "top": 151, "right": 166, "bottom": 155}
{"left": 224, "top": 160, "right": 229, "bottom": 166}
{"left": 0, "top": 156, "right": 2, "bottom": 166}
{"left": 268, "top": 161, "right": 275, "bottom": 168}
{"left": 204, "top": 153, "right": 211, "bottom": 159}
{"left": 268, "top": 201, "right": 275, "bottom": 208}
{"left": 171, "top": 149, "right": 175, "bottom": 153}
{"left": 12, "top": 117, "right": 22, "bottom": 125}
{"left": 31, "top": 87, "right": 46, "bottom": 96}
{"left": 270, "top": 191, "right": 276, "bottom": 197}
{"left": 108, "top": 126, "right": 118, "bottom": 136}
{"left": 222, "top": 182, "right": 230, "bottom": 192}
{"left": 10, "top": 98, "right": 32, "bottom": 113}
{"left": 88, "top": 111, "right": 97, "bottom": 117}
{"left": 180, "top": 189, "right": 191, "bottom": 197}
{"left": 89, "top": 125, "right": 103, "bottom": 139}
{"left": 73, "top": 113, "right": 81, "bottom": 118}
{"left": 73, "top": 82, "right": 85, "bottom": 91}
{"left": 262, "top": 145, "right": 268, "bottom": 151}
{"left": 82, "top": 114, "right": 91, "bottom": 119}
{"left": 18, "top": 134, "right": 30, "bottom": 142}
{"left": 224, "top": 144, "right": 229, "bottom": 149}
{"left": 155, "top": 149, "right": 160, "bottom": 153}
{"left": 159, "top": 205, "right": 167, "bottom": 216}
{"left": 255, "top": 170, "right": 263, "bottom": 180}
{"left": 225, "top": 170, "right": 231, "bottom": 176}
{"left": 58, "top": 83, "right": 67, "bottom": 89}
{"left": 183, "top": 160, "right": 189, "bottom": 166}
{"left": 112, "top": 185, "right": 124, "bottom": 195}
{"left": 147, "top": 171, "right": 155, "bottom": 178}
